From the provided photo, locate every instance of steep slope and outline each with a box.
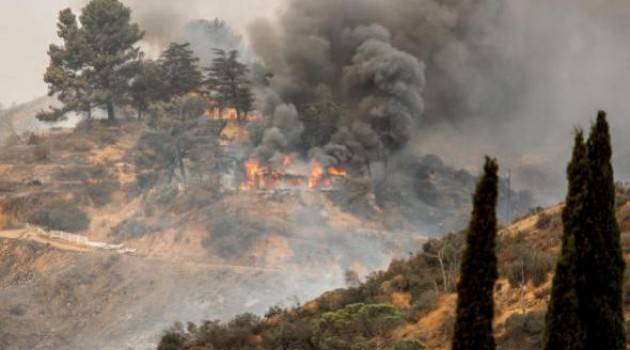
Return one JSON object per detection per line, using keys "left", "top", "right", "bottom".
{"left": 158, "top": 194, "right": 630, "bottom": 350}
{"left": 0, "top": 118, "right": 535, "bottom": 349}
{"left": 0, "top": 121, "right": 425, "bottom": 349}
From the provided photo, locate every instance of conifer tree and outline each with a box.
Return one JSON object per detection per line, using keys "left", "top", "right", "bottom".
{"left": 41, "top": 0, "right": 143, "bottom": 122}
{"left": 452, "top": 157, "right": 499, "bottom": 350}
{"left": 158, "top": 42, "right": 202, "bottom": 100}
{"left": 129, "top": 59, "right": 166, "bottom": 119}
{"left": 39, "top": 9, "right": 94, "bottom": 122}
{"left": 579, "top": 111, "right": 626, "bottom": 349}
{"left": 205, "top": 49, "right": 253, "bottom": 120}
{"left": 543, "top": 130, "right": 587, "bottom": 350}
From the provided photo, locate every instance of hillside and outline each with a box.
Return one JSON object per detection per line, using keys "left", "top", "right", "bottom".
{"left": 157, "top": 191, "right": 630, "bottom": 350}
{"left": 0, "top": 117, "right": 528, "bottom": 349}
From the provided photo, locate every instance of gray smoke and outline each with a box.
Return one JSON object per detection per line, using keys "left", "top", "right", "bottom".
{"left": 247, "top": 0, "right": 431, "bottom": 169}
{"left": 179, "top": 19, "right": 255, "bottom": 67}
{"left": 246, "top": 0, "right": 630, "bottom": 204}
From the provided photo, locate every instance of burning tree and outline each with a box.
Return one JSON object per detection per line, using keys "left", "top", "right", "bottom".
{"left": 135, "top": 95, "right": 226, "bottom": 186}
{"left": 204, "top": 49, "right": 254, "bottom": 121}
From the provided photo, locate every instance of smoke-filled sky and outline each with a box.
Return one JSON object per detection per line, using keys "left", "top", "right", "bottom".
{"left": 0, "top": 0, "right": 284, "bottom": 106}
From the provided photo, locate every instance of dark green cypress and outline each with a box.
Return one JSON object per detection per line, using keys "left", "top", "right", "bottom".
{"left": 543, "top": 130, "right": 587, "bottom": 350}
{"left": 452, "top": 157, "right": 499, "bottom": 350}
{"left": 579, "top": 111, "right": 626, "bottom": 349}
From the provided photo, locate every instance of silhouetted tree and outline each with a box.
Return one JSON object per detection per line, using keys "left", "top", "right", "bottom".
{"left": 579, "top": 111, "right": 626, "bottom": 349}
{"left": 543, "top": 130, "right": 587, "bottom": 350}
{"left": 452, "top": 157, "right": 499, "bottom": 350}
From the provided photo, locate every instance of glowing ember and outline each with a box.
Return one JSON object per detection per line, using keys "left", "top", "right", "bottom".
{"left": 283, "top": 154, "right": 292, "bottom": 167}
{"left": 308, "top": 162, "right": 325, "bottom": 189}
{"left": 328, "top": 167, "right": 347, "bottom": 177}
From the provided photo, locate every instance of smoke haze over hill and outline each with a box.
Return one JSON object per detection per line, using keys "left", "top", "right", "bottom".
{"left": 3, "top": 0, "right": 630, "bottom": 199}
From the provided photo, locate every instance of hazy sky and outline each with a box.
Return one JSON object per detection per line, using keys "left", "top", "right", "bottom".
{"left": 0, "top": 0, "right": 283, "bottom": 107}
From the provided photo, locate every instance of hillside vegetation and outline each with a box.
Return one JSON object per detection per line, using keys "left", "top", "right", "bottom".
{"left": 158, "top": 189, "right": 630, "bottom": 350}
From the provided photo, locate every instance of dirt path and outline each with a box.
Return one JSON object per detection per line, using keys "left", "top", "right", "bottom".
{"left": 0, "top": 226, "right": 287, "bottom": 274}
{"left": 0, "top": 225, "right": 134, "bottom": 254}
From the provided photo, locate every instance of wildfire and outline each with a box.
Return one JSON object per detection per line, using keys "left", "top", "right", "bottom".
{"left": 202, "top": 107, "right": 259, "bottom": 121}
{"left": 308, "top": 162, "right": 324, "bottom": 189}
{"left": 240, "top": 156, "right": 347, "bottom": 191}
{"left": 328, "top": 167, "right": 347, "bottom": 177}
{"left": 283, "top": 154, "right": 292, "bottom": 167}
{"left": 240, "top": 159, "right": 265, "bottom": 191}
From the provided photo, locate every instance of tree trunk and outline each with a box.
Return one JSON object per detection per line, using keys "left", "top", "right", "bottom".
{"left": 107, "top": 101, "right": 116, "bottom": 121}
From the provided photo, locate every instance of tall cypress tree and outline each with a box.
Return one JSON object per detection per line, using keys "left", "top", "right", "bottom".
{"left": 580, "top": 111, "right": 626, "bottom": 349}
{"left": 452, "top": 157, "right": 499, "bottom": 350}
{"left": 543, "top": 130, "right": 587, "bottom": 350}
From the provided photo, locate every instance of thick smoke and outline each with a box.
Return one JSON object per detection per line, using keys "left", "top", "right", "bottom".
{"left": 72, "top": 0, "right": 630, "bottom": 200}
{"left": 248, "top": 1, "right": 432, "bottom": 170}
{"left": 247, "top": 0, "right": 630, "bottom": 204}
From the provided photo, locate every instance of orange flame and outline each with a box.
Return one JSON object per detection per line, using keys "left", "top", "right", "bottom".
{"left": 240, "top": 157, "right": 346, "bottom": 191}
{"left": 241, "top": 159, "right": 265, "bottom": 191}
{"left": 328, "top": 167, "right": 347, "bottom": 177}
{"left": 283, "top": 154, "right": 292, "bottom": 167}
{"left": 308, "top": 162, "right": 324, "bottom": 189}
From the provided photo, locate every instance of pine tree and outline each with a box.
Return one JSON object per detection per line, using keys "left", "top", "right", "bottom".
{"left": 158, "top": 42, "right": 202, "bottom": 100}
{"left": 128, "top": 59, "right": 167, "bottom": 119}
{"left": 579, "top": 111, "right": 626, "bottom": 349}
{"left": 205, "top": 49, "right": 253, "bottom": 120}
{"left": 543, "top": 130, "right": 587, "bottom": 350}
{"left": 41, "top": 0, "right": 143, "bottom": 122}
{"left": 40, "top": 9, "right": 94, "bottom": 121}
{"left": 452, "top": 157, "right": 499, "bottom": 350}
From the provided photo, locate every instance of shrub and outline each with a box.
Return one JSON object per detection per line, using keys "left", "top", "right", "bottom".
{"left": 505, "top": 245, "right": 554, "bottom": 287}
{"left": 27, "top": 133, "right": 41, "bottom": 145}
{"left": 112, "top": 218, "right": 153, "bottom": 239}
{"left": 83, "top": 180, "right": 119, "bottom": 207}
{"left": 406, "top": 290, "right": 439, "bottom": 321}
{"left": 32, "top": 144, "right": 49, "bottom": 162}
{"left": 395, "top": 338, "right": 426, "bottom": 350}
{"left": 203, "top": 209, "right": 265, "bottom": 259}
{"left": 535, "top": 212, "right": 552, "bottom": 230}
{"left": 143, "top": 184, "right": 178, "bottom": 214}
{"left": 29, "top": 200, "right": 90, "bottom": 232}
{"left": 502, "top": 311, "right": 544, "bottom": 350}
{"left": 158, "top": 328, "right": 187, "bottom": 350}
